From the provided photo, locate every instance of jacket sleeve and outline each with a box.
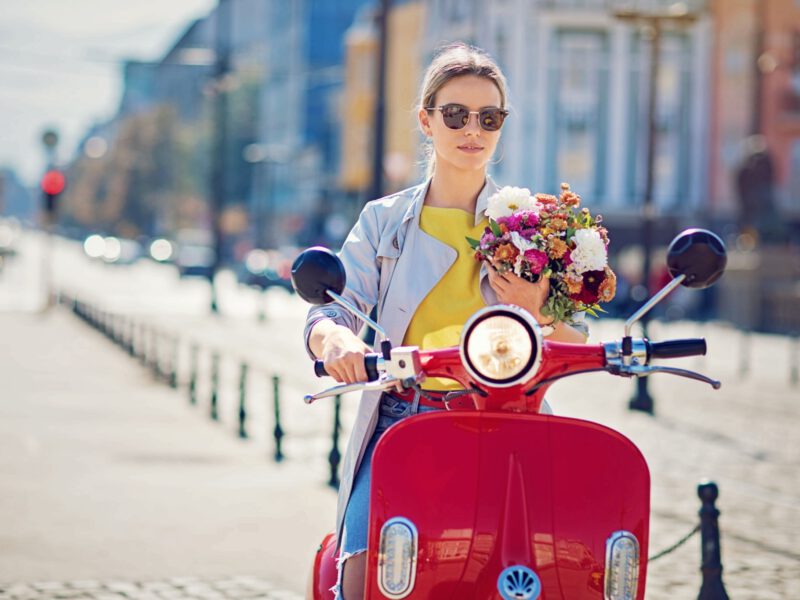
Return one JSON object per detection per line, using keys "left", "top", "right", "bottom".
{"left": 303, "top": 203, "right": 382, "bottom": 358}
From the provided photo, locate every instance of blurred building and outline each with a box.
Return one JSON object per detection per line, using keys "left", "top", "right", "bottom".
{"left": 253, "top": 0, "right": 375, "bottom": 250}
{"left": 0, "top": 168, "right": 34, "bottom": 223}
{"left": 422, "top": 0, "right": 712, "bottom": 241}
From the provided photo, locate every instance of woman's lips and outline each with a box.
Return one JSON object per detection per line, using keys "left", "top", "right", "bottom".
{"left": 458, "top": 144, "right": 484, "bottom": 154}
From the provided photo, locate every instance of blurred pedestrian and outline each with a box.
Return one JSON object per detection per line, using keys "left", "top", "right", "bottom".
{"left": 303, "top": 42, "right": 587, "bottom": 599}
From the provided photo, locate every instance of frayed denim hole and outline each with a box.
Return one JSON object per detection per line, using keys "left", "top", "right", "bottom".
{"left": 331, "top": 549, "right": 367, "bottom": 600}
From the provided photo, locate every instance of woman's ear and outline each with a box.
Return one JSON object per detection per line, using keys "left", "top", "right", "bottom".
{"left": 418, "top": 107, "right": 432, "bottom": 137}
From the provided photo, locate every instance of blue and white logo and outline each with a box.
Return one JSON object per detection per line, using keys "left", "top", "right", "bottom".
{"left": 497, "top": 565, "right": 542, "bottom": 600}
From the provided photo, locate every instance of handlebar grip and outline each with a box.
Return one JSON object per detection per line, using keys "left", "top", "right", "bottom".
{"left": 314, "top": 360, "right": 329, "bottom": 378}
{"left": 313, "top": 353, "right": 381, "bottom": 381}
{"left": 648, "top": 338, "right": 707, "bottom": 360}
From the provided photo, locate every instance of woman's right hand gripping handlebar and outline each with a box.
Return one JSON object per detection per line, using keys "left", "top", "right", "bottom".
{"left": 309, "top": 319, "right": 371, "bottom": 384}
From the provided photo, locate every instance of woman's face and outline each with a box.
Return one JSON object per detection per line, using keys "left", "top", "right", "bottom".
{"left": 419, "top": 74, "right": 504, "bottom": 176}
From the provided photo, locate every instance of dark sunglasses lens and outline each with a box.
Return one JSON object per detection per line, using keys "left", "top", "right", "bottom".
{"left": 440, "top": 105, "right": 469, "bottom": 129}
{"left": 480, "top": 109, "right": 506, "bottom": 131}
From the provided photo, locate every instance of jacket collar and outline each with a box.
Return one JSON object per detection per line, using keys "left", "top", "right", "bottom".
{"left": 401, "top": 174, "right": 499, "bottom": 227}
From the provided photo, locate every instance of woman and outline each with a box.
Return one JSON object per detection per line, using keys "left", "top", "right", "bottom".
{"left": 304, "top": 43, "right": 587, "bottom": 599}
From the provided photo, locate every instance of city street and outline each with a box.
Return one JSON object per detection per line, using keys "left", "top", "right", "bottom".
{"left": 1, "top": 231, "right": 798, "bottom": 599}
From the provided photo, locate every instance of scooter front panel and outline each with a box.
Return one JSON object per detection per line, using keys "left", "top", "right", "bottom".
{"left": 365, "top": 412, "right": 650, "bottom": 600}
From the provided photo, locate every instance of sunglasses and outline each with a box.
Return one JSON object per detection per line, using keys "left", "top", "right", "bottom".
{"left": 427, "top": 103, "right": 509, "bottom": 132}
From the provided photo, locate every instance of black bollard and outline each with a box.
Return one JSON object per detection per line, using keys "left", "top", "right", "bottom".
{"left": 697, "top": 481, "right": 730, "bottom": 600}
{"left": 272, "top": 375, "right": 284, "bottom": 462}
{"left": 126, "top": 318, "right": 135, "bottom": 356}
{"left": 188, "top": 344, "right": 199, "bottom": 405}
{"left": 151, "top": 328, "right": 162, "bottom": 380}
{"left": 168, "top": 336, "right": 178, "bottom": 389}
{"left": 238, "top": 363, "right": 248, "bottom": 439}
{"left": 328, "top": 395, "right": 342, "bottom": 489}
{"left": 139, "top": 323, "right": 148, "bottom": 366}
{"left": 210, "top": 352, "right": 220, "bottom": 421}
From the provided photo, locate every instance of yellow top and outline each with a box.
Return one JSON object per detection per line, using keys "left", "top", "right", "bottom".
{"left": 403, "top": 206, "right": 489, "bottom": 390}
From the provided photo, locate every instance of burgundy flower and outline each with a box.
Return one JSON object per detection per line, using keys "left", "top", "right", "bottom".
{"left": 570, "top": 270, "right": 605, "bottom": 304}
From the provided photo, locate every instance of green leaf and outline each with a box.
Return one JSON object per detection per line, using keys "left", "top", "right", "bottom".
{"left": 466, "top": 236, "right": 481, "bottom": 250}
{"left": 566, "top": 227, "right": 575, "bottom": 239}
{"left": 490, "top": 219, "right": 503, "bottom": 238}
{"left": 584, "top": 306, "right": 599, "bottom": 318}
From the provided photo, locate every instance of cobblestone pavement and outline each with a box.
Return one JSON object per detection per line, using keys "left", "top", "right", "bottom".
{"left": 2, "top": 234, "right": 798, "bottom": 598}
{"left": 0, "top": 577, "right": 302, "bottom": 600}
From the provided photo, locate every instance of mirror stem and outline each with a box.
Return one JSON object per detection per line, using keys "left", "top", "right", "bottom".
{"left": 326, "top": 290, "right": 388, "bottom": 339}
{"left": 624, "top": 274, "right": 686, "bottom": 339}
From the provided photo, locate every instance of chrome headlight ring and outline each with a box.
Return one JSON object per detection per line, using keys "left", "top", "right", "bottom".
{"left": 459, "top": 305, "right": 543, "bottom": 388}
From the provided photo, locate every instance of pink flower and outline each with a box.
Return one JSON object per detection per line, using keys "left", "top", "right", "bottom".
{"left": 523, "top": 249, "right": 549, "bottom": 274}
{"left": 497, "top": 210, "right": 539, "bottom": 233}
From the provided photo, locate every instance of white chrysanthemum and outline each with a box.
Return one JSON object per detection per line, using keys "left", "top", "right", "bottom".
{"left": 485, "top": 186, "right": 536, "bottom": 220}
{"left": 570, "top": 228, "right": 607, "bottom": 274}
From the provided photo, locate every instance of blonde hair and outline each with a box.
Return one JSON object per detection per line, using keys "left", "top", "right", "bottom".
{"left": 418, "top": 43, "right": 509, "bottom": 177}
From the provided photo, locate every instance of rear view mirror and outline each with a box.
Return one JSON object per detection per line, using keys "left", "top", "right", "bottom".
{"left": 666, "top": 229, "right": 727, "bottom": 289}
{"left": 290, "top": 247, "right": 346, "bottom": 305}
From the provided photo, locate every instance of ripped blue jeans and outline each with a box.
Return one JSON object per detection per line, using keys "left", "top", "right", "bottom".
{"left": 334, "top": 391, "right": 443, "bottom": 599}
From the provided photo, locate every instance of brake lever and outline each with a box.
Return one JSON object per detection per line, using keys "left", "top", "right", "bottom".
{"left": 622, "top": 364, "right": 722, "bottom": 390}
{"left": 304, "top": 376, "right": 402, "bottom": 404}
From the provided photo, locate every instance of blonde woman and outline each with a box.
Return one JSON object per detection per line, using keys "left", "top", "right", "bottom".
{"left": 304, "top": 42, "right": 587, "bottom": 599}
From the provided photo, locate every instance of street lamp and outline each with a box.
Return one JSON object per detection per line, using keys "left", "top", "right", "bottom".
{"left": 208, "top": 0, "right": 232, "bottom": 314}
{"left": 39, "top": 128, "right": 61, "bottom": 310}
{"left": 613, "top": 2, "right": 699, "bottom": 414}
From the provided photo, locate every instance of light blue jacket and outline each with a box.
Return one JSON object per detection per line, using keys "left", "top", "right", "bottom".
{"left": 303, "top": 176, "right": 585, "bottom": 539}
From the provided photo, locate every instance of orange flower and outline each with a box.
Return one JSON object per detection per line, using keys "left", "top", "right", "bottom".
{"left": 559, "top": 183, "right": 581, "bottom": 207}
{"left": 598, "top": 267, "right": 617, "bottom": 302}
{"left": 565, "top": 272, "right": 583, "bottom": 295}
{"left": 535, "top": 193, "right": 558, "bottom": 205}
{"left": 548, "top": 237, "right": 568, "bottom": 259}
{"left": 499, "top": 222, "right": 509, "bottom": 234}
{"left": 550, "top": 217, "right": 568, "bottom": 231}
{"left": 494, "top": 243, "right": 519, "bottom": 262}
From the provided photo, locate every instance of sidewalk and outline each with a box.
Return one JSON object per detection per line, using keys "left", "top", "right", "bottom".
{"left": 2, "top": 232, "right": 798, "bottom": 598}
{"left": 0, "top": 308, "right": 335, "bottom": 595}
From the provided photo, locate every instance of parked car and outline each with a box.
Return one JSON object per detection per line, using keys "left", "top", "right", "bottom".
{"left": 237, "top": 248, "right": 295, "bottom": 293}
{"left": 176, "top": 244, "right": 215, "bottom": 279}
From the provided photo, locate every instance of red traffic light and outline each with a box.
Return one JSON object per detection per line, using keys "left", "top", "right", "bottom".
{"left": 41, "top": 170, "right": 66, "bottom": 196}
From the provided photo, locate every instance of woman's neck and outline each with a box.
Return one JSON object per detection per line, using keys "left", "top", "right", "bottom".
{"left": 425, "top": 166, "right": 486, "bottom": 212}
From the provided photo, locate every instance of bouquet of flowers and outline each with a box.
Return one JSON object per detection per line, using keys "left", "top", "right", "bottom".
{"left": 467, "top": 183, "right": 616, "bottom": 323}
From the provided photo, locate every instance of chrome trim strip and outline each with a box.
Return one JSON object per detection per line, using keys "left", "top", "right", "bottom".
{"left": 604, "top": 339, "right": 648, "bottom": 366}
{"left": 377, "top": 516, "right": 418, "bottom": 599}
{"left": 604, "top": 530, "right": 640, "bottom": 600}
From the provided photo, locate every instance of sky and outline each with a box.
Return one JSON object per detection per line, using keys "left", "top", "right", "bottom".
{"left": 0, "top": 0, "right": 216, "bottom": 188}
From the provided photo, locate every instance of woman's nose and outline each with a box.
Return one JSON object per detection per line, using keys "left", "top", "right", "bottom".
{"left": 464, "top": 113, "right": 482, "bottom": 135}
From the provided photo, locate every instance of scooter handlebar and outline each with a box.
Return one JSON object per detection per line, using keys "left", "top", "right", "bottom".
{"left": 647, "top": 338, "right": 707, "bottom": 360}
{"left": 314, "top": 353, "right": 382, "bottom": 381}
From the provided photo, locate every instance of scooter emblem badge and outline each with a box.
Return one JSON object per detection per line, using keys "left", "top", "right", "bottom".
{"left": 497, "top": 565, "right": 542, "bottom": 600}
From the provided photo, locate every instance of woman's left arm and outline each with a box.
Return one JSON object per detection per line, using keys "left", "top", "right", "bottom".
{"left": 486, "top": 266, "right": 588, "bottom": 344}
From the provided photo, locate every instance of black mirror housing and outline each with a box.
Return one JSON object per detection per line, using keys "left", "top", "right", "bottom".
{"left": 666, "top": 229, "right": 727, "bottom": 289}
{"left": 291, "top": 247, "right": 346, "bottom": 305}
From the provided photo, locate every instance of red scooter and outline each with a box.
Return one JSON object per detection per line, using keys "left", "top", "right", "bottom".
{"left": 292, "top": 229, "right": 727, "bottom": 600}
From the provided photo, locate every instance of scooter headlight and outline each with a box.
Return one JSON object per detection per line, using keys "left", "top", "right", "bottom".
{"left": 604, "top": 531, "right": 640, "bottom": 600}
{"left": 460, "top": 305, "right": 542, "bottom": 388}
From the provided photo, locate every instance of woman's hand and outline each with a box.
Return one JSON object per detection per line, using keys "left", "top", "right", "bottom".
{"left": 313, "top": 321, "right": 372, "bottom": 384}
{"left": 487, "top": 264, "right": 553, "bottom": 324}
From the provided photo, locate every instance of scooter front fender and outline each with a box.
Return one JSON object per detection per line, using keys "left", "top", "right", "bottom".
{"left": 365, "top": 412, "right": 650, "bottom": 599}
{"left": 309, "top": 531, "right": 338, "bottom": 600}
